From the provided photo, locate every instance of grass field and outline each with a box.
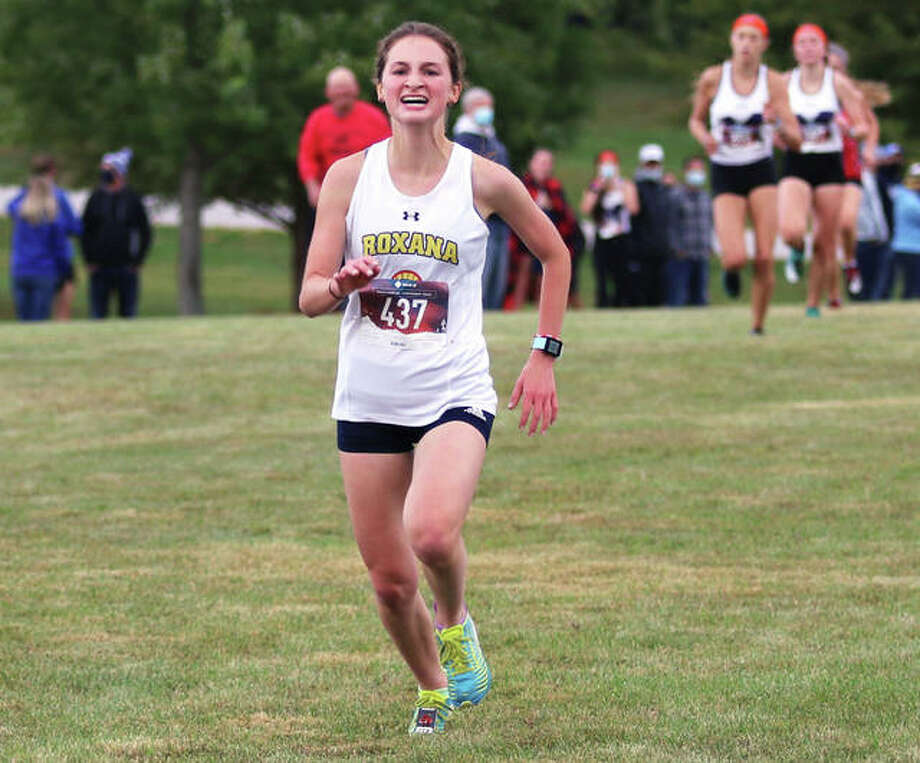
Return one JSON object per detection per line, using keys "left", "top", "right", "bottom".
{"left": 2, "top": 304, "right": 918, "bottom": 759}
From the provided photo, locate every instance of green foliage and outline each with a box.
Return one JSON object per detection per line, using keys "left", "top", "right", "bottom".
{"left": 0, "top": 0, "right": 598, "bottom": 199}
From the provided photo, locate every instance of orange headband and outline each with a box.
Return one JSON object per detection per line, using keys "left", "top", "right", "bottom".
{"left": 733, "top": 13, "right": 769, "bottom": 39}
{"left": 793, "top": 23, "right": 827, "bottom": 46}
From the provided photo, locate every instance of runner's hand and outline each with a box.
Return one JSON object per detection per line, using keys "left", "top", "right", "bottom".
{"left": 331, "top": 256, "right": 380, "bottom": 297}
{"left": 702, "top": 132, "right": 719, "bottom": 156}
{"left": 508, "top": 352, "right": 558, "bottom": 436}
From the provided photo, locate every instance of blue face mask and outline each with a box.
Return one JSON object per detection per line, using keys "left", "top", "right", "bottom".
{"left": 599, "top": 163, "right": 618, "bottom": 179}
{"left": 473, "top": 106, "right": 494, "bottom": 127}
{"left": 685, "top": 169, "right": 707, "bottom": 187}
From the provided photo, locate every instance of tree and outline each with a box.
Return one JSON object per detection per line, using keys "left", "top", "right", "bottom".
{"left": 0, "top": 0, "right": 598, "bottom": 313}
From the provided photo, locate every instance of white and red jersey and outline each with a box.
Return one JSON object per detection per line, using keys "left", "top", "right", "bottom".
{"left": 332, "top": 139, "right": 497, "bottom": 425}
{"left": 788, "top": 66, "right": 843, "bottom": 154}
{"left": 709, "top": 62, "right": 774, "bottom": 166}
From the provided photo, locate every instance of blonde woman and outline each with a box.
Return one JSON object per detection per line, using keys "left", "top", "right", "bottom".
{"left": 7, "top": 155, "right": 80, "bottom": 321}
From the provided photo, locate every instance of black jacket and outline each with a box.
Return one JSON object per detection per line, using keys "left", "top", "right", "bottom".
{"left": 631, "top": 179, "right": 673, "bottom": 258}
{"left": 81, "top": 186, "right": 152, "bottom": 267}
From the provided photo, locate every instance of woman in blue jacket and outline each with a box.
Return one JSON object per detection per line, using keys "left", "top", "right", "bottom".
{"left": 888, "top": 162, "right": 920, "bottom": 299}
{"left": 7, "top": 155, "right": 81, "bottom": 321}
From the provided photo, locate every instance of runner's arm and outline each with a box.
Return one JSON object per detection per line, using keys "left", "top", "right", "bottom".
{"left": 299, "top": 154, "right": 380, "bottom": 317}
{"left": 688, "top": 66, "right": 720, "bottom": 156}
{"left": 767, "top": 69, "right": 802, "bottom": 152}
{"left": 473, "top": 156, "right": 571, "bottom": 434}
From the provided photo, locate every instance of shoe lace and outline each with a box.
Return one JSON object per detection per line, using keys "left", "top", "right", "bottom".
{"left": 417, "top": 689, "right": 449, "bottom": 711}
{"left": 439, "top": 632, "right": 471, "bottom": 672}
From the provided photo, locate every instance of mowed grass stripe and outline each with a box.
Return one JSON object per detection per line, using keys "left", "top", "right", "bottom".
{"left": 1, "top": 303, "right": 918, "bottom": 759}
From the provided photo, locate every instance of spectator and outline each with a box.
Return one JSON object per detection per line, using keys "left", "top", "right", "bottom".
{"left": 7, "top": 154, "right": 81, "bottom": 321}
{"left": 296, "top": 67, "right": 391, "bottom": 288}
{"left": 887, "top": 161, "right": 920, "bottom": 299}
{"left": 508, "top": 148, "right": 584, "bottom": 309}
{"left": 453, "top": 86, "right": 511, "bottom": 310}
{"left": 298, "top": 67, "right": 391, "bottom": 209}
{"left": 580, "top": 150, "right": 640, "bottom": 307}
{"left": 81, "top": 148, "right": 152, "bottom": 318}
{"left": 853, "top": 164, "right": 891, "bottom": 301}
{"left": 667, "top": 156, "right": 714, "bottom": 306}
{"left": 632, "top": 143, "right": 674, "bottom": 306}
{"left": 874, "top": 143, "right": 905, "bottom": 299}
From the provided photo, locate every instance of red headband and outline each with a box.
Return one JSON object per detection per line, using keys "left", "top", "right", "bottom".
{"left": 597, "top": 150, "right": 619, "bottom": 164}
{"left": 793, "top": 23, "right": 827, "bottom": 46}
{"left": 732, "top": 13, "right": 769, "bottom": 39}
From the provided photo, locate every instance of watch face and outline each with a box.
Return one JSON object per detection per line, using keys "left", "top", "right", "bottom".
{"left": 546, "top": 338, "right": 562, "bottom": 356}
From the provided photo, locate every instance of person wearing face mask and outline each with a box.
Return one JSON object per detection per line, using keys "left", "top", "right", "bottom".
{"left": 667, "top": 156, "right": 714, "bottom": 306}
{"left": 631, "top": 143, "right": 674, "bottom": 307}
{"left": 80, "top": 148, "right": 152, "bottom": 318}
{"left": 580, "top": 150, "right": 640, "bottom": 307}
{"left": 886, "top": 161, "right": 920, "bottom": 299}
{"left": 453, "top": 86, "right": 512, "bottom": 309}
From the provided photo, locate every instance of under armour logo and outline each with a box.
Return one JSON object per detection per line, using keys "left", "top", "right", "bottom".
{"left": 403, "top": 211, "right": 420, "bottom": 221}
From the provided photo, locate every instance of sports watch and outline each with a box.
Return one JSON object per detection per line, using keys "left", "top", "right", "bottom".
{"left": 531, "top": 335, "right": 563, "bottom": 358}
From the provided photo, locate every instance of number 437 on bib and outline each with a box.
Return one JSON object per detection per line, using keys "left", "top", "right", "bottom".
{"left": 359, "top": 278, "right": 449, "bottom": 335}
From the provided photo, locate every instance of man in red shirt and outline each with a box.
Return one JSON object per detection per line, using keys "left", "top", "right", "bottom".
{"left": 297, "top": 67, "right": 391, "bottom": 206}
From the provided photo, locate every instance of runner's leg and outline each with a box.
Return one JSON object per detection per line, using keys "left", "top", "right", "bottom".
{"left": 748, "top": 184, "right": 779, "bottom": 331}
{"left": 340, "top": 450, "right": 446, "bottom": 690}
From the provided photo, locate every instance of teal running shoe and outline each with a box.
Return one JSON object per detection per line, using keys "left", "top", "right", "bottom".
{"left": 436, "top": 612, "right": 492, "bottom": 708}
{"left": 805, "top": 305, "right": 820, "bottom": 318}
{"left": 408, "top": 687, "right": 451, "bottom": 735}
{"left": 785, "top": 246, "right": 804, "bottom": 283}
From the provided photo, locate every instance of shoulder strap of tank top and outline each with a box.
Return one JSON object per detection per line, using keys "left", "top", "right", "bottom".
{"left": 825, "top": 66, "right": 839, "bottom": 107}
{"left": 721, "top": 61, "right": 731, "bottom": 92}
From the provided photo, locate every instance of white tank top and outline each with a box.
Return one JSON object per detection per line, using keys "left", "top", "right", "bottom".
{"left": 709, "top": 62, "right": 774, "bottom": 166}
{"left": 788, "top": 67, "right": 842, "bottom": 154}
{"left": 332, "top": 138, "right": 497, "bottom": 425}
{"left": 596, "top": 187, "right": 631, "bottom": 240}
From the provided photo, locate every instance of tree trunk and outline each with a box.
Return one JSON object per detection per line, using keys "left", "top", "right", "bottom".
{"left": 178, "top": 144, "right": 205, "bottom": 315}
{"left": 290, "top": 173, "right": 313, "bottom": 312}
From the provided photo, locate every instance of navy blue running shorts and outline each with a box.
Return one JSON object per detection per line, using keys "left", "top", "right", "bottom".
{"left": 710, "top": 157, "right": 777, "bottom": 198}
{"left": 337, "top": 406, "right": 495, "bottom": 453}
{"left": 782, "top": 151, "right": 845, "bottom": 187}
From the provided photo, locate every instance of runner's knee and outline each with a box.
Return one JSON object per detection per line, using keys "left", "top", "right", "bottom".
{"left": 369, "top": 569, "right": 418, "bottom": 611}
{"left": 753, "top": 258, "right": 774, "bottom": 285}
{"left": 407, "top": 523, "right": 459, "bottom": 569}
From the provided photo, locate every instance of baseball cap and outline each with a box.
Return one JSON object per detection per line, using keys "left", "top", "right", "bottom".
{"left": 638, "top": 144, "right": 664, "bottom": 164}
{"left": 597, "top": 150, "right": 619, "bottom": 164}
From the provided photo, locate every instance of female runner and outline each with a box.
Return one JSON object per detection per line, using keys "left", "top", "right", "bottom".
{"left": 778, "top": 24, "right": 867, "bottom": 316}
{"left": 826, "top": 41, "right": 882, "bottom": 303}
{"left": 299, "top": 21, "right": 570, "bottom": 734}
{"left": 689, "top": 13, "right": 801, "bottom": 334}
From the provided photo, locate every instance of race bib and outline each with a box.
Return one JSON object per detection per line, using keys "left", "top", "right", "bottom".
{"left": 357, "top": 272, "right": 448, "bottom": 350}
{"left": 723, "top": 124, "right": 762, "bottom": 148}
{"left": 802, "top": 123, "right": 832, "bottom": 144}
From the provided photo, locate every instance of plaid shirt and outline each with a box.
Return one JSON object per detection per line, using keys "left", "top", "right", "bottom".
{"left": 510, "top": 173, "right": 579, "bottom": 259}
{"left": 668, "top": 185, "right": 713, "bottom": 261}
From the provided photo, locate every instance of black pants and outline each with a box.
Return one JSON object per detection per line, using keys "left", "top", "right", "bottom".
{"left": 594, "top": 235, "right": 639, "bottom": 307}
{"left": 90, "top": 267, "right": 140, "bottom": 318}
